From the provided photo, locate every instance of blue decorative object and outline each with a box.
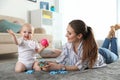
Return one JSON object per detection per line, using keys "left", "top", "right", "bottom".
{"left": 50, "top": 6, "right": 55, "bottom": 12}
{"left": 25, "top": 70, "right": 34, "bottom": 74}
{"left": 40, "top": 1, "right": 49, "bottom": 10}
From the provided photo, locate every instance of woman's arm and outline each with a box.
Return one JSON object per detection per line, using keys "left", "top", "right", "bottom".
{"left": 42, "top": 62, "right": 79, "bottom": 71}
{"left": 64, "top": 65, "right": 79, "bottom": 71}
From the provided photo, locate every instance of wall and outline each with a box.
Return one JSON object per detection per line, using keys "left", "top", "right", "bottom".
{"left": 0, "top": 0, "right": 62, "bottom": 48}
{"left": 0, "top": 0, "right": 53, "bottom": 22}
{"left": 59, "top": 0, "right": 118, "bottom": 44}
{"left": 0, "top": 0, "right": 119, "bottom": 49}
{"left": 0, "top": 0, "right": 58, "bottom": 22}
{"left": 117, "top": 0, "right": 120, "bottom": 50}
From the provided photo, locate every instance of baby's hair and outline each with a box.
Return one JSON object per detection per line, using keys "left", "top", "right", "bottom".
{"left": 20, "top": 23, "right": 34, "bottom": 33}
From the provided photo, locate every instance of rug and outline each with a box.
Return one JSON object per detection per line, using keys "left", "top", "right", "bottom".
{"left": 0, "top": 59, "right": 120, "bottom": 80}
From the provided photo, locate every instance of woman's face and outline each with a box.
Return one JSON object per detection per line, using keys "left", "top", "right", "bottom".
{"left": 65, "top": 25, "right": 81, "bottom": 43}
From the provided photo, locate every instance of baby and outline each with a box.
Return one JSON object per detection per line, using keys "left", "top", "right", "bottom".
{"left": 7, "top": 23, "right": 47, "bottom": 73}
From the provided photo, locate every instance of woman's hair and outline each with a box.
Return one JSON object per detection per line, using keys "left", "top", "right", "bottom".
{"left": 69, "top": 20, "right": 98, "bottom": 68}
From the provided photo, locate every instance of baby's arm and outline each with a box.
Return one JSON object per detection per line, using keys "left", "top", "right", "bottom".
{"left": 7, "top": 29, "right": 19, "bottom": 45}
{"left": 35, "top": 46, "right": 45, "bottom": 53}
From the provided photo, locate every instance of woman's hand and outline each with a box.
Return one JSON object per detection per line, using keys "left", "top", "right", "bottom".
{"left": 42, "top": 62, "right": 63, "bottom": 71}
{"left": 41, "top": 64, "right": 50, "bottom": 71}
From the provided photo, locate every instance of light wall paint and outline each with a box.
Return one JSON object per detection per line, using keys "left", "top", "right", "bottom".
{"left": 0, "top": 0, "right": 119, "bottom": 49}
{"left": 60, "top": 0, "right": 117, "bottom": 41}
{"left": 117, "top": 0, "right": 120, "bottom": 50}
{"left": 0, "top": 0, "right": 48, "bottom": 22}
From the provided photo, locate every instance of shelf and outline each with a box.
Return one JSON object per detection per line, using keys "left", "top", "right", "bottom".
{"left": 42, "top": 18, "right": 52, "bottom": 25}
{"left": 42, "top": 10, "right": 52, "bottom": 19}
{"left": 30, "top": 9, "right": 53, "bottom": 27}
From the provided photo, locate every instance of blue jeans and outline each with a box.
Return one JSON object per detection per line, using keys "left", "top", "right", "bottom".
{"left": 99, "top": 38, "right": 119, "bottom": 64}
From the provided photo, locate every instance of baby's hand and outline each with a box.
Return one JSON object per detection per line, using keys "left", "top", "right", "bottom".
{"left": 7, "top": 29, "right": 15, "bottom": 36}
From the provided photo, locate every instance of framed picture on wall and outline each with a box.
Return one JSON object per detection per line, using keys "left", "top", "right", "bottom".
{"left": 40, "top": 1, "right": 49, "bottom": 10}
{"left": 28, "top": 0, "right": 37, "bottom": 3}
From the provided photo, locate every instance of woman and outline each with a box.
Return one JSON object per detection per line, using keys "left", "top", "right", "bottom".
{"left": 42, "top": 20, "right": 119, "bottom": 71}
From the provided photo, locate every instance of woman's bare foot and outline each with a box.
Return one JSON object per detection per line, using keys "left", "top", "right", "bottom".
{"left": 114, "top": 24, "right": 120, "bottom": 30}
{"left": 107, "top": 26, "right": 115, "bottom": 39}
{"left": 111, "top": 26, "right": 115, "bottom": 37}
{"left": 111, "top": 24, "right": 120, "bottom": 31}
{"left": 107, "top": 30, "right": 112, "bottom": 39}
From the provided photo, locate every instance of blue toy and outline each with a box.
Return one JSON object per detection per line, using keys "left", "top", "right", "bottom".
{"left": 58, "top": 70, "right": 68, "bottom": 74}
{"left": 49, "top": 70, "right": 68, "bottom": 75}
{"left": 39, "top": 59, "right": 48, "bottom": 68}
{"left": 25, "top": 70, "right": 34, "bottom": 74}
{"left": 49, "top": 71, "right": 58, "bottom": 75}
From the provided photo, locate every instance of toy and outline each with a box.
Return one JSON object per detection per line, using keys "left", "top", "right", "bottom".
{"left": 40, "top": 39, "right": 49, "bottom": 47}
{"left": 25, "top": 70, "right": 34, "bottom": 74}
{"left": 49, "top": 71, "right": 58, "bottom": 75}
{"left": 39, "top": 60, "right": 48, "bottom": 68}
{"left": 49, "top": 70, "right": 68, "bottom": 75}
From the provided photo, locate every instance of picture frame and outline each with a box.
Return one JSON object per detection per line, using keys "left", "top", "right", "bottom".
{"left": 28, "top": 0, "right": 37, "bottom": 3}
{"left": 40, "top": 1, "right": 49, "bottom": 10}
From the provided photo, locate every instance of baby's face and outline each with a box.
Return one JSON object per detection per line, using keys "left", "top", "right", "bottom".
{"left": 21, "top": 26, "right": 34, "bottom": 40}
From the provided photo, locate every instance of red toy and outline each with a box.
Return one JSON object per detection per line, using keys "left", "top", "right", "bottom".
{"left": 40, "top": 39, "right": 49, "bottom": 47}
